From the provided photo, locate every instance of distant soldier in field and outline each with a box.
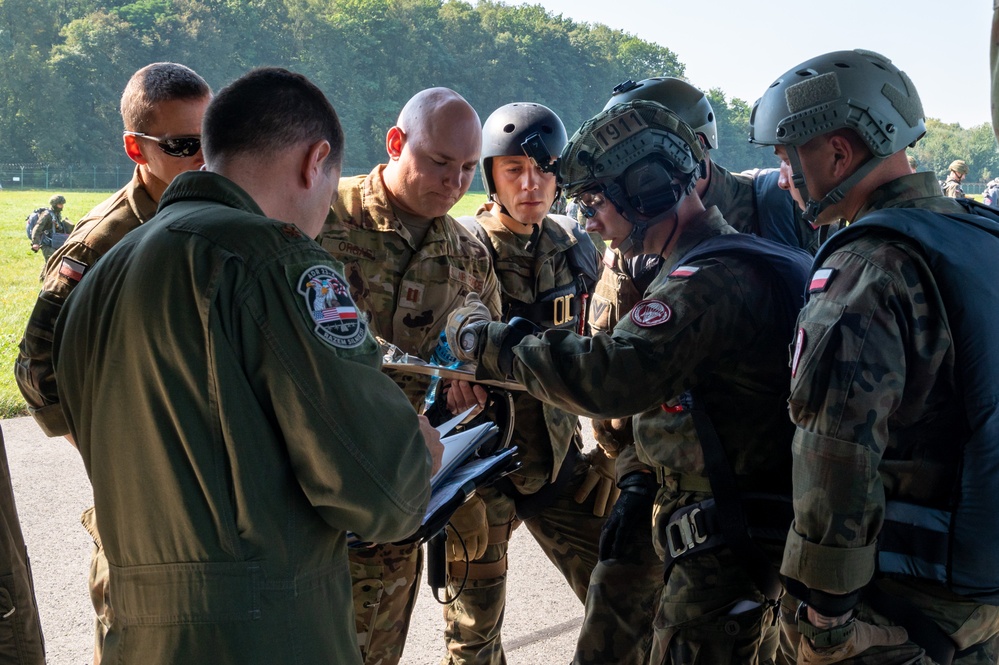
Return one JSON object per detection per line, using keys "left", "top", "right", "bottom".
{"left": 29, "top": 194, "right": 71, "bottom": 261}
{"left": 317, "top": 87, "right": 502, "bottom": 665}
{"left": 942, "top": 159, "right": 969, "bottom": 198}
{"left": 15, "top": 61, "right": 211, "bottom": 665}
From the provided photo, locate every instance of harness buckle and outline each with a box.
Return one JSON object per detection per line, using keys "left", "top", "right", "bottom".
{"left": 666, "top": 506, "right": 707, "bottom": 558}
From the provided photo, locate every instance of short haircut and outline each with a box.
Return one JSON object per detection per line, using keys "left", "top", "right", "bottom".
{"left": 120, "top": 62, "right": 212, "bottom": 132}
{"left": 202, "top": 68, "right": 344, "bottom": 173}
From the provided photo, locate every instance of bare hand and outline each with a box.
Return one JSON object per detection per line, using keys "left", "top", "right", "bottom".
{"left": 418, "top": 415, "right": 444, "bottom": 476}
{"left": 445, "top": 379, "right": 487, "bottom": 416}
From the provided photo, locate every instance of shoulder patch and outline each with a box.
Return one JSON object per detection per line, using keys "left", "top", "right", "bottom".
{"left": 297, "top": 265, "right": 368, "bottom": 349}
{"left": 669, "top": 265, "right": 700, "bottom": 278}
{"left": 630, "top": 299, "right": 671, "bottom": 327}
{"left": 809, "top": 267, "right": 837, "bottom": 293}
{"left": 58, "top": 257, "right": 88, "bottom": 282}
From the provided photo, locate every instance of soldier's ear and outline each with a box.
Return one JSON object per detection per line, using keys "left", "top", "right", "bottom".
{"left": 124, "top": 134, "right": 148, "bottom": 165}
{"left": 386, "top": 126, "right": 406, "bottom": 160}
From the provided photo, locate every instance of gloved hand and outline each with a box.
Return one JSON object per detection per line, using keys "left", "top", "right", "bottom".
{"left": 574, "top": 448, "right": 621, "bottom": 517}
{"left": 445, "top": 494, "right": 489, "bottom": 562}
{"left": 445, "top": 292, "right": 492, "bottom": 363}
{"left": 591, "top": 418, "right": 634, "bottom": 458}
{"left": 798, "top": 619, "right": 909, "bottom": 665}
{"left": 598, "top": 471, "right": 657, "bottom": 562}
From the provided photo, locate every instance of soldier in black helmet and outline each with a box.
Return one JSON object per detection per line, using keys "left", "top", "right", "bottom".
{"left": 440, "top": 101, "right": 605, "bottom": 665}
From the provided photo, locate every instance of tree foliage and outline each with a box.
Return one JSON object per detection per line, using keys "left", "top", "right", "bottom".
{"left": 1, "top": 0, "right": 996, "bottom": 178}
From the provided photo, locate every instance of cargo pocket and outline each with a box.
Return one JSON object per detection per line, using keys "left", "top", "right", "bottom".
{"left": 788, "top": 300, "right": 846, "bottom": 423}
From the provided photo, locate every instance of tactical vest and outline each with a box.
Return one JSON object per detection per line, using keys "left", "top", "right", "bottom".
{"left": 462, "top": 215, "right": 599, "bottom": 333}
{"left": 810, "top": 199, "right": 999, "bottom": 604}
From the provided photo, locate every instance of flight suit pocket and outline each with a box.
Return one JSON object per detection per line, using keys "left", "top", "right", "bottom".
{"left": 788, "top": 300, "right": 845, "bottom": 422}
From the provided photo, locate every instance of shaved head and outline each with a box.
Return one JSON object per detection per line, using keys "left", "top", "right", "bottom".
{"left": 383, "top": 87, "right": 482, "bottom": 219}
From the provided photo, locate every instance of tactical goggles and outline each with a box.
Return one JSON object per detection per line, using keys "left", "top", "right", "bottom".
{"left": 575, "top": 190, "right": 609, "bottom": 219}
{"left": 124, "top": 131, "right": 202, "bottom": 158}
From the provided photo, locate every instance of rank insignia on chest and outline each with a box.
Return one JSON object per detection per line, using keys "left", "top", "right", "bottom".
{"left": 399, "top": 280, "right": 425, "bottom": 309}
{"left": 630, "top": 299, "right": 671, "bottom": 327}
{"left": 279, "top": 223, "right": 302, "bottom": 240}
{"left": 668, "top": 265, "right": 700, "bottom": 278}
{"left": 809, "top": 268, "right": 837, "bottom": 294}
{"left": 297, "top": 265, "right": 367, "bottom": 349}
{"left": 58, "top": 257, "right": 87, "bottom": 282}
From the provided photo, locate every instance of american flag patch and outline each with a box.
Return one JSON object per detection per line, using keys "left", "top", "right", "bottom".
{"left": 59, "top": 257, "right": 87, "bottom": 282}
{"left": 809, "top": 268, "right": 837, "bottom": 293}
{"left": 669, "top": 265, "right": 700, "bottom": 278}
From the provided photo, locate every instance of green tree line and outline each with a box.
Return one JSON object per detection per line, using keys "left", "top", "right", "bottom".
{"left": 1, "top": 0, "right": 996, "bottom": 179}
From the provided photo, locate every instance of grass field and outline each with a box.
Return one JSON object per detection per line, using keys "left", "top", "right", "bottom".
{"left": 0, "top": 187, "right": 488, "bottom": 419}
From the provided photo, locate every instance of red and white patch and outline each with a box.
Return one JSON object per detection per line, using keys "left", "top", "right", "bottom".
{"left": 58, "top": 257, "right": 87, "bottom": 282}
{"left": 809, "top": 268, "right": 837, "bottom": 294}
{"left": 791, "top": 327, "right": 806, "bottom": 378}
{"left": 669, "top": 265, "right": 700, "bottom": 278}
{"left": 630, "top": 299, "right": 672, "bottom": 327}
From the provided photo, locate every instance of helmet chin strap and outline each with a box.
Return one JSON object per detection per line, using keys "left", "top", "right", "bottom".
{"left": 616, "top": 201, "right": 682, "bottom": 257}
{"left": 786, "top": 146, "right": 884, "bottom": 224}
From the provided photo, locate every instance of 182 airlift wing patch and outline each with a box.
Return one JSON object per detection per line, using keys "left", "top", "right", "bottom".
{"left": 297, "top": 265, "right": 367, "bottom": 349}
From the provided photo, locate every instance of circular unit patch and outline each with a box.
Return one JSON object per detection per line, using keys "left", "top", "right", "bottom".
{"left": 297, "top": 265, "right": 368, "bottom": 349}
{"left": 630, "top": 299, "right": 671, "bottom": 327}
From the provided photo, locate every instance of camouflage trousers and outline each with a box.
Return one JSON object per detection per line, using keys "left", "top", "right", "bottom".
{"left": 573, "top": 517, "right": 661, "bottom": 665}
{"left": 82, "top": 506, "right": 110, "bottom": 665}
{"left": 351, "top": 541, "right": 423, "bottom": 665}
{"left": 441, "top": 455, "right": 604, "bottom": 665}
{"left": 648, "top": 490, "right": 781, "bottom": 665}
{"left": 778, "top": 579, "right": 999, "bottom": 665}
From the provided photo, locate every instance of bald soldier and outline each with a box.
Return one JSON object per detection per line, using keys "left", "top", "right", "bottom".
{"left": 318, "top": 87, "right": 502, "bottom": 665}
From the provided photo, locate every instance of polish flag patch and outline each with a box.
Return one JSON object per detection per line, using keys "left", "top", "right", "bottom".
{"left": 809, "top": 268, "right": 837, "bottom": 293}
{"left": 58, "top": 257, "right": 87, "bottom": 282}
{"left": 669, "top": 265, "right": 700, "bottom": 278}
{"left": 630, "top": 299, "right": 671, "bottom": 327}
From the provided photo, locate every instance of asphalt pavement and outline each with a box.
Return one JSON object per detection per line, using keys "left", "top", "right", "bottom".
{"left": 1, "top": 415, "right": 587, "bottom": 664}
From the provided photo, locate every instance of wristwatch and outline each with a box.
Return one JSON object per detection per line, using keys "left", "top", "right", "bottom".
{"left": 459, "top": 326, "right": 480, "bottom": 354}
{"left": 795, "top": 602, "right": 855, "bottom": 649}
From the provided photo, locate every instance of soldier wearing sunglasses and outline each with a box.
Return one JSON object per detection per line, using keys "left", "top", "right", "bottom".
{"left": 14, "top": 61, "right": 211, "bottom": 665}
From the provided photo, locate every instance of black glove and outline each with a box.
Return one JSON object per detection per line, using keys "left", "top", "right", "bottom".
{"left": 598, "top": 471, "right": 657, "bottom": 562}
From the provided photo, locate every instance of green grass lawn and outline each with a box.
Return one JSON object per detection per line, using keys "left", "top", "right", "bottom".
{"left": 0, "top": 188, "right": 489, "bottom": 419}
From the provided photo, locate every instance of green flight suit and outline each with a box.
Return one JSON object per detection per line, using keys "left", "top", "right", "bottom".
{"left": 320, "top": 166, "right": 502, "bottom": 665}
{"left": 442, "top": 204, "right": 605, "bottom": 665}
{"left": 783, "top": 172, "right": 999, "bottom": 664}
{"left": 476, "top": 208, "right": 794, "bottom": 664}
{"left": 52, "top": 170, "right": 432, "bottom": 665}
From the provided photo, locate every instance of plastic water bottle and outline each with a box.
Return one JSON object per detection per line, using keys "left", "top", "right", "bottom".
{"left": 424, "top": 330, "right": 461, "bottom": 412}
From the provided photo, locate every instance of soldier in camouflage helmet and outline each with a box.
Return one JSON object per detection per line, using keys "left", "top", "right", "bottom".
{"left": 317, "top": 87, "right": 502, "bottom": 665}
{"left": 29, "top": 194, "right": 71, "bottom": 261}
{"left": 445, "top": 100, "right": 811, "bottom": 664}
{"left": 441, "top": 102, "right": 606, "bottom": 665}
{"left": 942, "top": 159, "right": 969, "bottom": 198}
{"left": 750, "top": 49, "right": 999, "bottom": 663}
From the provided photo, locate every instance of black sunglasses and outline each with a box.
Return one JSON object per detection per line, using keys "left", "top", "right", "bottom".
{"left": 124, "top": 131, "right": 202, "bottom": 158}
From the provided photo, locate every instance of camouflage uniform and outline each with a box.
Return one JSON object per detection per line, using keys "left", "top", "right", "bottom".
{"left": 942, "top": 173, "right": 966, "bottom": 199}
{"left": 14, "top": 166, "right": 158, "bottom": 661}
{"left": 52, "top": 170, "right": 432, "bottom": 664}
{"left": 578, "top": 160, "right": 812, "bottom": 665}
{"left": 784, "top": 172, "right": 999, "bottom": 664}
{"left": 474, "top": 207, "right": 796, "bottom": 664}
{"left": 30, "top": 207, "right": 71, "bottom": 262}
{"left": 443, "top": 203, "right": 605, "bottom": 665}
{"left": 319, "top": 166, "right": 501, "bottom": 665}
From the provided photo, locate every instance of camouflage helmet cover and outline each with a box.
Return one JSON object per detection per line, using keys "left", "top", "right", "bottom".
{"left": 949, "top": 159, "right": 969, "bottom": 175}
{"left": 603, "top": 77, "right": 718, "bottom": 150}
{"left": 49, "top": 194, "right": 66, "bottom": 207}
{"left": 480, "top": 102, "right": 568, "bottom": 196}
{"left": 558, "top": 100, "right": 705, "bottom": 213}
{"left": 748, "top": 49, "right": 925, "bottom": 157}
